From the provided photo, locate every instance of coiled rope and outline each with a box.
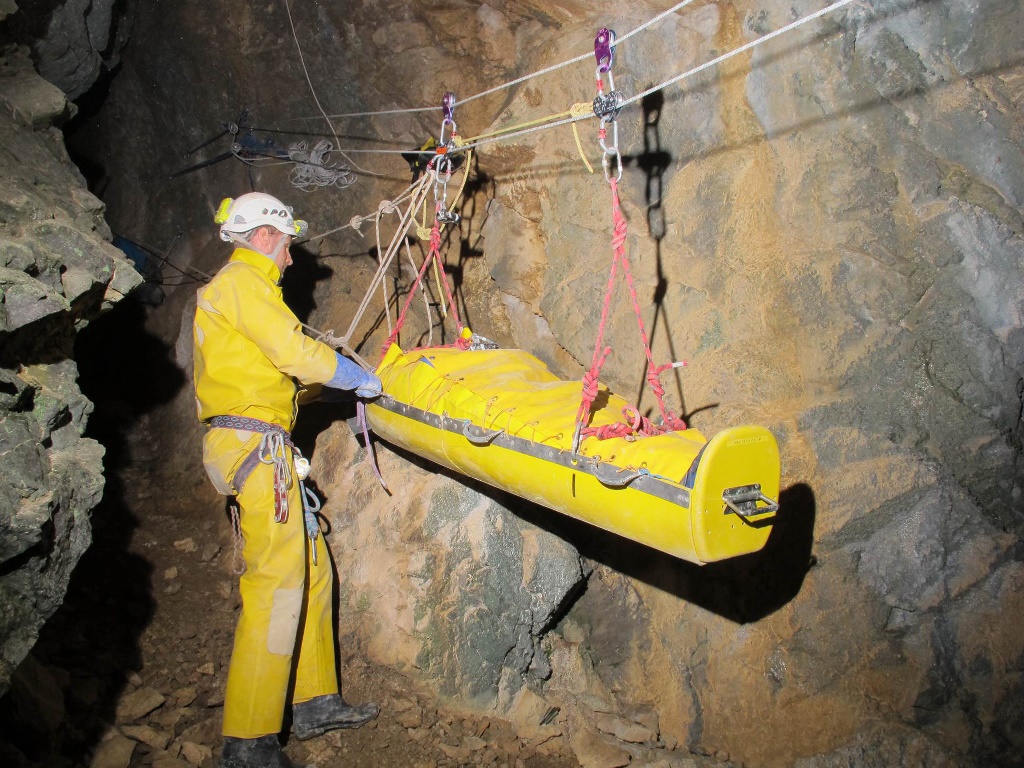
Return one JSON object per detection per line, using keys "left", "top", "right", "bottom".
{"left": 288, "top": 140, "right": 356, "bottom": 190}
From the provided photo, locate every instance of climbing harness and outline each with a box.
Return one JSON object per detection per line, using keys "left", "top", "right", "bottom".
{"left": 208, "top": 415, "right": 323, "bottom": 564}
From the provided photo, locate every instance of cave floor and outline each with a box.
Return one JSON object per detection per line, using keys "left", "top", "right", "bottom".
{"left": 20, "top": 430, "right": 578, "bottom": 768}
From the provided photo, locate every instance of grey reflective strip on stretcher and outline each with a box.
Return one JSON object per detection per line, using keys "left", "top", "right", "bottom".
{"left": 369, "top": 396, "right": 692, "bottom": 509}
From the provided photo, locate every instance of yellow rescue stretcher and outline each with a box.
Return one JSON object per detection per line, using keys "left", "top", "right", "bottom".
{"left": 367, "top": 343, "right": 780, "bottom": 564}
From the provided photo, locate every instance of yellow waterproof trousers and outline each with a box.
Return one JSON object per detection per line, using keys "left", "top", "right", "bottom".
{"left": 204, "top": 428, "right": 338, "bottom": 738}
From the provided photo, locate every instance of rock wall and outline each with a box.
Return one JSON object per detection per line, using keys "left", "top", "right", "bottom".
{"left": 0, "top": 46, "right": 141, "bottom": 696}
{"left": 63, "top": 0, "right": 1024, "bottom": 766}
{"left": 1, "top": 0, "right": 133, "bottom": 101}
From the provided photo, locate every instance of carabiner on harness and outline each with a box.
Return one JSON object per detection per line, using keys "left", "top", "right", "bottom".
{"left": 301, "top": 481, "right": 322, "bottom": 566}
{"left": 259, "top": 431, "right": 294, "bottom": 523}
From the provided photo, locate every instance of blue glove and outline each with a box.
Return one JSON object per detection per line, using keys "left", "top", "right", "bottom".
{"left": 355, "top": 373, "right": 383, "bottom": 399}
{"left": 326, "top": 353, "right": 383, "bottom": 398}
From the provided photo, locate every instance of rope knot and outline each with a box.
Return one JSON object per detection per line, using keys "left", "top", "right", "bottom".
{"left": 581, "top": 369, "right": 601, "bottom": 403}
{"left": 664, "top": 413, "right": 688, "bottom": 432}
{"left": 646, "top": 369, "right": 666, "bottom": 399}
{"left": 570, "top": 102, "right": 595, "bottom": 119}
{"left": 611, "top": 205, "right": 628, "bottom": 251}
{"left": 622, "top": 406, "right": 643, "bottom": 432}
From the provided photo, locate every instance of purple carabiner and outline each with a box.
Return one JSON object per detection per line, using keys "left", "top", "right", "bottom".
{"left": 442, "top": 92, "right": 456, "bottom": 122}
{"left": 595, "top": 28, "right": 615, "bottom": 74}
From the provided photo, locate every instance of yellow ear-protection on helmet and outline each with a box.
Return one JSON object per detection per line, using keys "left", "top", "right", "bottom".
{"left": 214, "top": 197, "right": 234, "bottom": 225}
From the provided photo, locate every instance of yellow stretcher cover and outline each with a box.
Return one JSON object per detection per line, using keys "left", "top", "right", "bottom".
{"left": 367, "top": 343, "right": 780, "bottom": 564}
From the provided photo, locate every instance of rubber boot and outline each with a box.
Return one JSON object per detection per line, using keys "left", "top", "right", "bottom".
{"left": 292, "top": 694, "right": 380, "bottom": 740}
{"left": 219, "top": 735, "right": 312, "bottom": 768}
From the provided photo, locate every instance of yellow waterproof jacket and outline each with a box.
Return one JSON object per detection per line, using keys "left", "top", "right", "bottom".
{"left": 193, "top": 248, "right": 336, "bottom": 430}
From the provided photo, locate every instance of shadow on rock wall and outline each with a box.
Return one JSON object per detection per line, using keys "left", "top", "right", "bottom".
{"left": 281, "top": 245, "right": 334, "bottom": 328}
{"left": 378, "top": 437, "right": 815, "bottom": 626}
{"left": 548, "top": 482, "right": 816, "bottom": 625}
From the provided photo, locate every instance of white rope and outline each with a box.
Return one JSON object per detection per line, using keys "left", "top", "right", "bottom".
{"left": 455, "top": 0, "right": 857, "bottom": 154}
{"left": 294, "top": 0, "right": 856, "bottom": 163}
{"left": 294, "top": 0, "right": 857, "bottom": 360}
{"left": 612, "top": 0, "right": 702, "bottom": 47}
{"left": 302, "top": 176, "right": 424, "bottom": 243}
{"left": 287, "top": 140, "right": 357, "bottom": 190}
{"left": 295, "top": 106, "right": 439, "bottom": 121}
{"left": 283, "top": 0, "right": 380, "bottom": 176}
{"left": 375, "top": 199, "right": 397, "bottom": 334}
{"left": 299, "top": 0, "right": 703, "bottom": 120}
{"left": 290, "top": 147, "right": 425, "bottom": 155}
{"left": 624, "top": 0, "right": 856, "bottom": 110}
{"left": 335, "top": 174, "right": 435, "bottom": 346}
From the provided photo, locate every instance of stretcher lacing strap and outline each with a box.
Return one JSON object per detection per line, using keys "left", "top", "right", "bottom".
{"left": 357, "top": 400, "right": 390, "bottom": 494}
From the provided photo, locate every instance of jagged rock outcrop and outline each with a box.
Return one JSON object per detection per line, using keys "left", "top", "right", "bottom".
{"left": 2, "top": 0, "right": 134, "bottom": 101}
{"left": 0, "top": 47, "right": 140, "bottom": 696}
{"left": 313, "top": 425, "right": 588, "bottom": 709}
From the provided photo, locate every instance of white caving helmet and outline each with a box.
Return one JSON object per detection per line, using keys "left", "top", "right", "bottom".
{"left": 214, "top": 192, "right": 309, "bottom": 242}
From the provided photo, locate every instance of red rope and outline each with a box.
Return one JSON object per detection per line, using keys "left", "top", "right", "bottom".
{"left": 573, "top": 179, "right": 687, "bottom": 445}
{"left": 382, "top": 212, "right": 469, "bottom": 357}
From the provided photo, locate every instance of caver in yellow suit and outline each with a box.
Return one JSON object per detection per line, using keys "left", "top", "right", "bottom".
{"left": 194, "top": 193, "right": 380, "bottom": 768}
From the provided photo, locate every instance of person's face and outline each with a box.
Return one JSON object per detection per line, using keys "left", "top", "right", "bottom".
{"left": 272, "top": 232, "right": 293, "bottom": 274}
{"left": 252, "top": 226, "right": 293, "bottom": 274}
